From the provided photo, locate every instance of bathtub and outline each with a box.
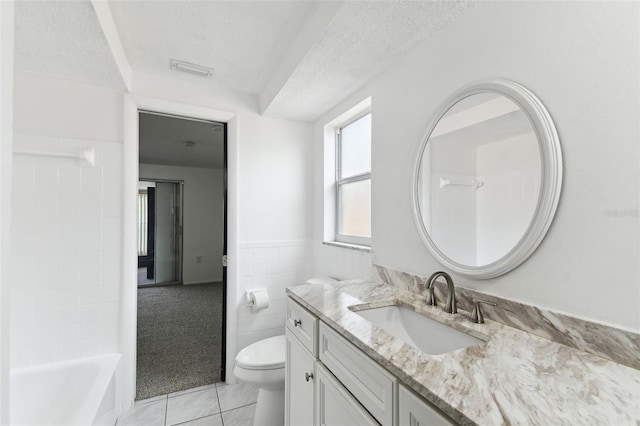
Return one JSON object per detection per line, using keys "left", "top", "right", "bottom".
{"left": 10, "top": 353, "right": 121, "bottom": 426}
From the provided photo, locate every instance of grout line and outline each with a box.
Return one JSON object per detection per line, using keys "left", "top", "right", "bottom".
{"left": 220, "top": 401, "right": 257, "bottom": 414}
{"left": 164, "top": 394, "right": 168, "bottom": 426}
{"left": 172, "top": 413, "right": 223, "bottom": 426}
{"left": 216, "top": 385, "right": 224, "bottom": 426}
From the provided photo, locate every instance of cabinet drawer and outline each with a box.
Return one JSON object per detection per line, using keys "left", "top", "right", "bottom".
{"left": 319, "top": 322, "right": 396, "bottom": 426}
{"left": 398, "top": 384, "right": 455, "bottom": 426}
{"left": 316, "top": 363, "right": 379, "bottom": 426}
{"left": 286, "top": 297, "right": 318, "bottom": 356}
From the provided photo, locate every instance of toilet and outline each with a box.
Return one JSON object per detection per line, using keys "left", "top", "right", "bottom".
{"left": 234, "top": 277, "right": 338, "bottom": 426}
{"left": 234, "top": 334, "right": 286, "bottom": 426}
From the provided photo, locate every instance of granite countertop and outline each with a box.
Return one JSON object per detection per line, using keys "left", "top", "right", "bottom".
{"left": 286, "top": 280, "right": 640, "bottom": 425}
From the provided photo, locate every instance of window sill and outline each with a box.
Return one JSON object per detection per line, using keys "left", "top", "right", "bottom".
{"left": 322, "top": 241, "right": 372, "bottom": 253}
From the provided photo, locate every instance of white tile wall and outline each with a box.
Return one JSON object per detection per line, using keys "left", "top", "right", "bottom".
{"left": 235, "top": 240, "right": 375, "bottom": 352}
{"left": 237, "top": 240, "right": 313, "bottom": 351}
{"left": 313, "top": 241, "right": 375, "bottom": 281}
{"left": 10, "top": 137, "right": 122, "bottom": 368}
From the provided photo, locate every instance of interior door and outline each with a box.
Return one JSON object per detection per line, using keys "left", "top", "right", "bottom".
{"left": 154, "top": 182, "right": 178, "bottom": 283}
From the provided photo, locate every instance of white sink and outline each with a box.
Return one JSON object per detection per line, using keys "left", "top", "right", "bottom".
{"left": 354, "top": 305, "right": 483, "bottom": 355}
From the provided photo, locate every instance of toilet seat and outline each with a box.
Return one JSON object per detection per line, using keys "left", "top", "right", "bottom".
{"left": 235, "top": 335, "right": 285, "bottom": 370}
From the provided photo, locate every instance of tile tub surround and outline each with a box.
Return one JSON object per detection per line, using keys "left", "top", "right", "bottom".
{"left": 375, "top": 264, "right": 640, "bottom": 371}
{"left": 287, "top": 281, "right": 640, "bottom": 425}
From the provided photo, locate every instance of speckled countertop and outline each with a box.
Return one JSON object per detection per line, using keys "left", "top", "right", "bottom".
{"left": 286, "top": 280, "right": 640, "bottom": 426}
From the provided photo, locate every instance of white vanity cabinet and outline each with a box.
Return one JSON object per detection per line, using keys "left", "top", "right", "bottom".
{"left": 285, "top": 297, "right": 456, "bottom": 426}
{"left": 398, "top": 384, "right": 455, "bottom": 426}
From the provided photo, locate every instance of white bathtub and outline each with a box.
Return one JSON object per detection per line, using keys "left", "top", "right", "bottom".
{"left": 10, "top": 353, "right": 121, "bottom": 426}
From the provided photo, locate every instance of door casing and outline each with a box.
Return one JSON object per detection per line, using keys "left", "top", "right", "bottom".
{"left": 122, "top": 94, "right": 239, "bottom": 410}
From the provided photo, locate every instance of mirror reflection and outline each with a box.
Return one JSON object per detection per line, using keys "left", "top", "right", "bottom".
{"left": 417, "top": 93, "right": 541, "bottom": 266}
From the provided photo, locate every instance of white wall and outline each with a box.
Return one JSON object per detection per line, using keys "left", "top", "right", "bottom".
{"left": 0, "top": 2, "right": 14, "bottom": 422}
{"left": 314, "top": 1, "right": 640, "bottom": 331}
{"left": 10, "top": 73, "right": 123, "bottom": 368}
{"left": 139, "top": 164, "right": 224, "bottom": 284}
{"left": 13, "top": 74, "right": 122, "bottom": 143}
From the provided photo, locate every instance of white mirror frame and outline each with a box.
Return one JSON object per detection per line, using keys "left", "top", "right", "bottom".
{"left": 412, "top": 79, "right": 563, "bottom": 279}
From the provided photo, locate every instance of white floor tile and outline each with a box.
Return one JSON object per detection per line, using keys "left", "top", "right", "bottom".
{"left": 166, "top": 387, "right": 220, "bottom": 426}
{"left": 221, "top": 404, "right": 256, "bottom": 426}
{"left": 136, "top": 394, "right": 168, "bottom": 405}
{"left": 175, "top": 413, "right": 223, "bottom": 426}
{"left": 216, "top": 382, "right": 259, "bottom": 412}
{"left": 117, "top": 399, "right": 166, "bottom": 426}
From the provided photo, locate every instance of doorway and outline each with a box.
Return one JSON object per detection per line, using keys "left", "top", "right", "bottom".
{"left": 137, "top": 180, "right": 183, "bottom": 287}
{"left": 135, "top": 110, "right": 228, "bottom": 399}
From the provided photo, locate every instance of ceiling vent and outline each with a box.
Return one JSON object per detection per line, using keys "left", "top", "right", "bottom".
{"left": 170, "top": 59, "right": 213, "bottom": 78}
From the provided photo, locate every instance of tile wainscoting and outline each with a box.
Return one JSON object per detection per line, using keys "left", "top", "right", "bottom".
{"left": 313, "top": 241, "right": 374, "bottom": 281}
{"left": 237, "top": 240, "right": 313, "bottom": 351}
{"left": 237, "top": 239, "right": 375, "bottom": 352}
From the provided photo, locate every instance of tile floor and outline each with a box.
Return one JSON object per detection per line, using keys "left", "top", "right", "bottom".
{"left": 117, "top": 382, "right": 259, "bottom": 426}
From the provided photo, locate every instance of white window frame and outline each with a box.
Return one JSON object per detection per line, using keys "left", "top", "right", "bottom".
{"left": 335, "top": 111, "right": 371, "bottom": 247}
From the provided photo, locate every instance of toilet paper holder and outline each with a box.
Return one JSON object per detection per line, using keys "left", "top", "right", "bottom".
{"left": 245, "top": 288, "right": 270, "bottom": 310}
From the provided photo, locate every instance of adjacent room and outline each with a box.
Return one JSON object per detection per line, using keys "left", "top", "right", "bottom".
{"left": 135, "top": 112, "right": 227, "bottom": 399}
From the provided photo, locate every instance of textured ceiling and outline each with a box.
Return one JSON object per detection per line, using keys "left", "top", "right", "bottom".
{"left": 265, "top": 1, "right": 475, "bottom": 121}
{"left": 139, "top": 113, "right": 225, "bottom": 169}
{"left": 14, "top": 0, "right": 124, "bottom": 89}
{"left": 109, "top": 0, "right": 319, "bottom": 94}
{"left": 14, "top": 0, "right": 476, "bottom": 123}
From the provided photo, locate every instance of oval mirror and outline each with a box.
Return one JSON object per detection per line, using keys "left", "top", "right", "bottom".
{"left": 412, "top": 79, "right": 562, "bottom": 278}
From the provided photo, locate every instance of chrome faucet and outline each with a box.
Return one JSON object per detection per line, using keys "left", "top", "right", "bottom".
{"left": 425, "top": 271, "right": 439, "bottom": 307}
{"left": 426, "top": 271, "right": 457, "bottom": 314}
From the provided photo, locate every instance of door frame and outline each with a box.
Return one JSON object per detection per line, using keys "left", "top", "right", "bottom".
{"left": 122, "top": 95, "right": 239, "bottom": 409}
{"left": 136, "top": 178, "right": 184, "bottom": 287}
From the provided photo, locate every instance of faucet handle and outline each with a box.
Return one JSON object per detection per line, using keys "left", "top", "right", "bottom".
{"left": 469, "top": 299, "right": 496, "bottom": 324}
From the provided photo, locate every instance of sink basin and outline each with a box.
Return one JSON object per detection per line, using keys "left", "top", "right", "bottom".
{"left": 354, "top": 305, "right": 483, "bottom": 354}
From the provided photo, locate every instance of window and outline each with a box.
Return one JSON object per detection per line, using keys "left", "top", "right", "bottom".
{"left": 335, "top": 112, "right": 371, "bottom": 246}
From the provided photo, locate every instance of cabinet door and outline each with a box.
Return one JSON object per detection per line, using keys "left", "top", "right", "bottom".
{"left": 286, "top": 329, "right": 316, "bottom": 426}
{"left": 319, "top": 322, "right": 395, "bottom": 425}
{"left": 316, "top": 364, "right": 378, "bottom": 426}
{"left": 398, "top": 384, "right": 455, "bottom": 426}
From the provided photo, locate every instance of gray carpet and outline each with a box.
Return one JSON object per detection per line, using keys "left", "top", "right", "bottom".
{"left": 136, "top": 282, "right": 224, "bottom": 400}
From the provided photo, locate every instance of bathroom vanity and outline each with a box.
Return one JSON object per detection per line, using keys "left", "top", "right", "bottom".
{"left": 284, "top": 279, "right": 640, "bottom": 426}
{"left": 285, "top": 293, "right": 452, "bottom": 426}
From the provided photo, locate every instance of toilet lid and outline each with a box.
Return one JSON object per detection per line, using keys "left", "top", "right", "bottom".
{"left": 235, "top": 335, "right": 286, "bottom": 370}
